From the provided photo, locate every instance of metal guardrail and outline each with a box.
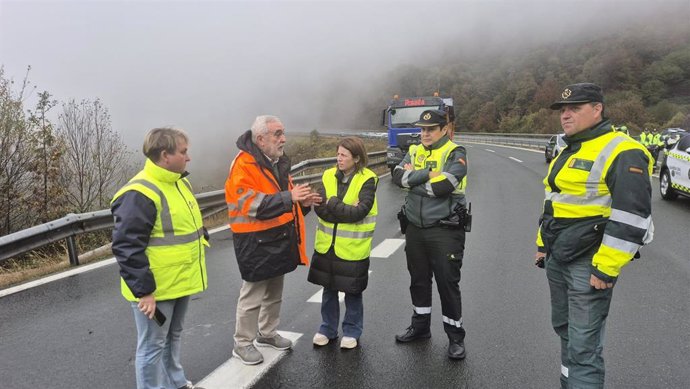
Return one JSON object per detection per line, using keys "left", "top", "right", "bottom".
{"left": 0, "top": 150, "right": 388, "bottom": 266}
{"left": 458, "top": 133, "right": 552, "bottom": 150}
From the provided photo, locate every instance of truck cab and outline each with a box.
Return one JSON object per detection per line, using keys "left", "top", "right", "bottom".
{"left": 382, "top": 95, "right": 454, "bottom": 173}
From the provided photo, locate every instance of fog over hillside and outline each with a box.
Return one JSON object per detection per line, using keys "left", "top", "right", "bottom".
{"left": 2, "top": 0, "right": 688, "bottom": 188}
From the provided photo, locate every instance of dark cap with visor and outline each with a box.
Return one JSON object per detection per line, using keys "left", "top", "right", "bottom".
{"left": 415, "top": 109, "right": 448, "bottom": 127}
{"left": 550, "top": 83, "right": 604, "bottom": 110}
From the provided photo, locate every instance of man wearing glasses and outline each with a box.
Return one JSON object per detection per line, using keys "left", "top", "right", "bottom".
{"left": 392, "top": 109, "right": 470, "bottom": 360}
{"left": 225, "top": 115, "right": 321, "bottom": 364}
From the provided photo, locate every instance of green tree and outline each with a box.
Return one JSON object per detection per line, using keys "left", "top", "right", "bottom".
{"left": 0, "top": 67, "right": 34, "bottom": 235}
{"left": 28, "top": 91, "right": 65, "bottom": 223}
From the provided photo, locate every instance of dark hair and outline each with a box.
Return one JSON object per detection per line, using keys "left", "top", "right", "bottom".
{"left": 337, "top": 137, "right": 368, "bottom": 172}
{"left": 590, "top": 102, "right": 606, "bottom": 118}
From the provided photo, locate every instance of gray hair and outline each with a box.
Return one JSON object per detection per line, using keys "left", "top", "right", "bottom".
{"left": 143, "top": 127, "right": 188, "bottom": 162}
{"left": 251, "top": 115, "right": 282, "bottom": 143}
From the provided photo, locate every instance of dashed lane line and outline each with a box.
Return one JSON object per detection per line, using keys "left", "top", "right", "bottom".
{"left": 370, "top": 238, "right": 405, "bottom": 258}
{"left": 307, "top": 270, "right": 373, "bottom": 303}
{"left": 306, "top": 238, "right": 404, "bottom": 304}
{"left": 509, "top": 156, "right": 523, "bottom": 163}
{"left": 485, "top": 148, "right": 495, "bottom": 152}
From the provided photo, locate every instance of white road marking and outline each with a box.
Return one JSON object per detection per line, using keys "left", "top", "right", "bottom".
{"left": 208, "top": 225, "right": 230, "bottom": 234}
{"left": 0, "top": 226, "right": 230, "bottom": 298}
{"left": 308, "top": 288, "right": 344, "bottom": 303}
{"left": 307, "top": 271, "right": 373, "bottom": 303}
{"left": 509, "top": 157, "right": 523, "bottom": 163}
{"left": 196, "top": 330, "right": 302, "bottom": 389}
{"left": 306, "top": 237, "right": 405, "bottom": 304}
{"left": 0, "top": 258, "right": 116, "bottom": 298}
{"left": 370, "top": 238, "right": 405, "bottom": 258}
{"left": 485, "top": 148, "right": 495, "bottom": 153}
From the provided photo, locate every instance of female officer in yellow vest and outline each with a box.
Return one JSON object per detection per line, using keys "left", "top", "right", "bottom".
{"left": 111, "top": 128, "right": 208, "bottom": 389}
{"left": 307, "top": 137, "right": 378, "bottom": 350}
{"left": 391, "top": 109, "right": 469, "bottom": 360}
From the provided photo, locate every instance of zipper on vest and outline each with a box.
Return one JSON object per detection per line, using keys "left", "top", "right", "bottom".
{"left": 176, "top": 181, "right": 206, "bottom": 289}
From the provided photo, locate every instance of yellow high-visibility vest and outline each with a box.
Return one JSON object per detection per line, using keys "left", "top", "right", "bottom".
{"left": 112, "top": 159, "right": 208, "bottom": 301}
{"left": 315, "top": 167, "right": 378, "bottom": 261}
{"left": 410, "top": 139, "right": 467, "bottom": 194}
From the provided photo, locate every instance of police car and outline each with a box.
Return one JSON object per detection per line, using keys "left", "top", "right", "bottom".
{"left": 659, "top": 132, "right": 690, "bottom": 200}
{"left": 545, "top": 134, "right": 566, "bottom": 163}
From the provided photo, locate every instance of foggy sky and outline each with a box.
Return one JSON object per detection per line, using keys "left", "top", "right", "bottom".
{"left": 1, "top": 0, "right": 688, "bottom": 188}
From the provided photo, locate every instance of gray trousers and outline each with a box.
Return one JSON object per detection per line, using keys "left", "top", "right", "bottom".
{"left": 233, "top": 275, "right": 285, "bottom": 347}
{"left": 546, "top": 255, "right": 613, "bottom": 389}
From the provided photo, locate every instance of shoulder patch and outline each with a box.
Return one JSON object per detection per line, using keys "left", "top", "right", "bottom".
{"left": 628, "top": 166, "right": 644, "bottom": 174}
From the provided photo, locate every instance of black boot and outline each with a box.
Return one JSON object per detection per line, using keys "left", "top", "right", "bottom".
{"left": 448, "top": 339, "right": 466, "bottom": 360}
{"left": 395, "top": 325, "right": 431, "bottom": 343}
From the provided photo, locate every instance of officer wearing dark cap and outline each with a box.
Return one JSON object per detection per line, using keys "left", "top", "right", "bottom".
{"left": 391, "top": 108, "right": 469, "bottom": 360}
{"left": 535, "top": 83, "right": 654, "bottom": 388}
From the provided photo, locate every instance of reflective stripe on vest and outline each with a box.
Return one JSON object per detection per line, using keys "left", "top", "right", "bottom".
{"left": 315, "top": 167, "right": 378, "bottom": 261}
{"left": 546, "top": 134, "right": 628, "bottom": 217}
{"left": 226, "top": 151, "right": 296, "bottom": 234}
{"left": 117, "top": 178, "right": 205, "bottom": 246}
{"left": 112, "top": 160, "right": 207, "bottom": 302}
{"left": 410, "top": 140, "right": 466, "bottom": 196}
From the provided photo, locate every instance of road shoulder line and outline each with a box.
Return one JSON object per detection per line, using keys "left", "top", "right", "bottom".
{"left": 197, "top": 331, "right": 302, "bottom": 389}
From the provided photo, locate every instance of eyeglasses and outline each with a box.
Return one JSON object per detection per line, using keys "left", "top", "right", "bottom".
{"left": 270, "top": 130, "right": 285, "bottom": 138}
{"left": 262, "top": 129, "right": 285, "bottom": 139}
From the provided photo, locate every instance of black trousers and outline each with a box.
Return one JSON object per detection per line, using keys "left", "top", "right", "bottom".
{"left": 404, "top": 223, "right": 466, "bottom": 341}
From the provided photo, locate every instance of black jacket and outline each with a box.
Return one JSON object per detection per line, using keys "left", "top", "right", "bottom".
{"left": 307, "top": 169, "right": 376, "bottom": 294}
{"left": 230, "top": 130, "right": 310, "bottom": 282}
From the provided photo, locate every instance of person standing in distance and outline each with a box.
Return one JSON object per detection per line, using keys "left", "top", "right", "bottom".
{"left": 535, "top": 83, "right": 653, "bottom": 389}
{"left": 225, "top": 115, "right": 321, "bottom": 365}
{"left": 308, "top": 137, "right": 378, "bottom": 349}
{"left": 392, "top": 109, "right": 469, "bottom": 360}
{"left": 111, "top": 127, "right": 208, "bottom": 389}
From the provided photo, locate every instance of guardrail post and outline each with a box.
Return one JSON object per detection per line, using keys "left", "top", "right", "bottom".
{"left": 66, "top": 236, "right": 80, "bottom": 266}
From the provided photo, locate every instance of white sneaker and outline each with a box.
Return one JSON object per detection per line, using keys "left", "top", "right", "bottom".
{"left": 340, "top": 336, "right": 357, "bottom": 349}
{"left": 313, "top": 333, "right": 329, "bottom": 346}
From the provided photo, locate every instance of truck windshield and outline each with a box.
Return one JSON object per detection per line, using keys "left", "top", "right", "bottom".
{"left": 390, "top": 106, "right": 437, "bottom": 127}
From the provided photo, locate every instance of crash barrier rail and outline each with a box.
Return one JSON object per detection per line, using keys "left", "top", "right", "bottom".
{"left": 0, "top": 151, "right": 387, "bottom": 266}
{"left": 457, "top": 132, "right": 641, "bottom": 149}
{"left": 458, "top": 133, "right": 553, "bottom": 150}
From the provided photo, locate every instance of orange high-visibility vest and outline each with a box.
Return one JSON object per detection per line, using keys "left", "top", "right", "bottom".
{"left": 225, "top": 150, "right": 308, "bottom": 265}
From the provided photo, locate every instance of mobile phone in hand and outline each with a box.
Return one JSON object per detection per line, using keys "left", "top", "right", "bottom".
{"left": 153, "top": 307, "right": 167, "bottom": 326}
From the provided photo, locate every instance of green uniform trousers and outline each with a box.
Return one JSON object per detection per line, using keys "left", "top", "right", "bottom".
{"left": 546, "top": 255, "right": 613, "bottom": 389}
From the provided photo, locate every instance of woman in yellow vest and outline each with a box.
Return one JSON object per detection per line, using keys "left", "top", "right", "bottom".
{"left": 308, "top": 137, "right": 378, "bottom": 349}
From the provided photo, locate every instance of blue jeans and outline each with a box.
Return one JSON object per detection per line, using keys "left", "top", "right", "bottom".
{"left": 131, "top": 296, "right": 191, "bottom": 389}
{"left": 319, "top": 288, "right": 363, "bottom": 339}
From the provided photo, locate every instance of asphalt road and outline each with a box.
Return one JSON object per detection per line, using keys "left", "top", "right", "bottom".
{"left": 1, "top": 143, "right": 688, "bottom": 389}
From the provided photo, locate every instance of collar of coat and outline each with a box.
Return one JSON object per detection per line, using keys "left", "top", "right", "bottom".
{"left": 236, "top": 129, "right": 292, "bottom": 172}
{"left": 563, "top": 119, "right": 613, "bottom": 146}
{"left": 422, "top": 134, "right": 451, "bottom": 151}
{"left": 144, "top": 158, "right": 188, "bottom": 183}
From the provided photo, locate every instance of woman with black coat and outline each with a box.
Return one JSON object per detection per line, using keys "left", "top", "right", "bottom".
{"left": 308, "top": 137, "right": 378, "bottom": 349}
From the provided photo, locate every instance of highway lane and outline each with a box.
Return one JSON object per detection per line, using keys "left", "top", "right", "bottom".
{"left": 254, "top": 143, "right": 690, "bottom": 389}
{"left": 1, "top": 143, "right": 688, "bottom": 388}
